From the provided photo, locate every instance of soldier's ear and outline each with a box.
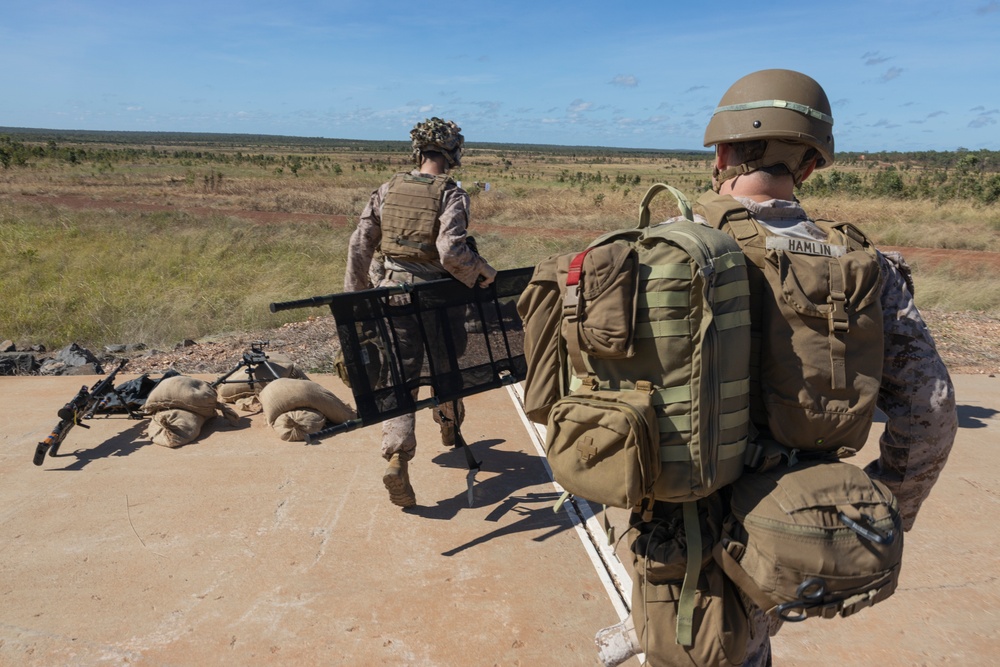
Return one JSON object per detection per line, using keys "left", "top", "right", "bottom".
{"left": 714, "top": 144, "right": 733, "bottom": 170}
{"left": 800, "top": 157, "right": 819, "bottom": 182}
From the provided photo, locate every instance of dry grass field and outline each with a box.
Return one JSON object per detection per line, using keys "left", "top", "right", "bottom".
{"left": 2, "top": 132, "right": 998, "bottom": 372}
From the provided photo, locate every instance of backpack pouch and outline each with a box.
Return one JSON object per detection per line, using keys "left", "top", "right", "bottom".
{"left": 571, "top": 242, "right": 640, "bottom": 359}
{"left": 717, "top": 459, "right": 903, "bottom": 622}
{"left": 544, "top": 387, "right": 660, "bottom": 509}
{"left": 759, "top": 244, "right": 883, "bottom": 452}
{"left": 631, "top": 557, "right": 750, "bottom": 667}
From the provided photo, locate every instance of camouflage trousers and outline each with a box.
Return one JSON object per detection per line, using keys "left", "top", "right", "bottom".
{"left": 380, "top": 394, "right": 465, "bottom": 461}
{"left": 379, "top": 266, "right": 466, "bottom": 461}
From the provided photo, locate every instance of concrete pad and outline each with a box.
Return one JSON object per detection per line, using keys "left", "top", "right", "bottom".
{"left": 1, "top": 373, "right": 998, "bottom": 665}
{"left": 1, "top": 375, "right": 620, "bottom": 665}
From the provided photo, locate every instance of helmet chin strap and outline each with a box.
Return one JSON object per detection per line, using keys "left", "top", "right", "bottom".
{"left": 712, "top": 140, "right": 813, "bottom": 193}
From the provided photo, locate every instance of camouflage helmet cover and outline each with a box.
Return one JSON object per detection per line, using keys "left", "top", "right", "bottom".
{"left": 411, "top": 117, "right": 464, "bottom": 168}
{"left": 704, "top": 69, "right": 834, "bottom": 188}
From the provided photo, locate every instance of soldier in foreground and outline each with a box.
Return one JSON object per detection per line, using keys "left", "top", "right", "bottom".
{"left": 598, "top": 70, "right": 958, "bottom": 666}
{"left": 343, "top": 117, "right": 497, "bottom": 508}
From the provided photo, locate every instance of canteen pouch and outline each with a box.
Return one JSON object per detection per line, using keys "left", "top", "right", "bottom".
{"left": 630, "top": 496, "right": 749, "bottom": 667}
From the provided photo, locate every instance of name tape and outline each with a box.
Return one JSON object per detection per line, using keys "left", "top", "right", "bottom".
{"left": 766, "top": 236, "right": 847, "bottom": 258}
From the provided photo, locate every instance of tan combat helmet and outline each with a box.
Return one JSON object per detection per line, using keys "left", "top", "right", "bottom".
{"left": 410, "top": 117, "right": 464, "bottom": 169}
{"left": 704, "top": 69, "right": 834, "bottom": 191}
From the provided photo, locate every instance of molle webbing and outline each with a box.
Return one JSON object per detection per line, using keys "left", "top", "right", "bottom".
{"left": 634, "top": 244, "right": 751, "bottom": 473}
{"left": 380, "top": 173, "right": 451, "bottom": 262}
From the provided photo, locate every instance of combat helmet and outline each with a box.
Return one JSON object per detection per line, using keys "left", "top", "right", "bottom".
{"left": 411, "top": 117, "right": 464, "bottom": 168}
{"left": 704, "top": 69, "right": 834, "bottom": 191}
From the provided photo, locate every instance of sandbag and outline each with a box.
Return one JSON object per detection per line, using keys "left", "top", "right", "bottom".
{"left": 147, "top": 409, "right": 207, "bottom": 448}
{"left": 144, "top": 375, "right": 223, "bottom": 419}
{"left": 259, "top": 378, "right": 355, "bottom": 426}
{"left": 270, "top": 408, "right": 328, "bottom": 442}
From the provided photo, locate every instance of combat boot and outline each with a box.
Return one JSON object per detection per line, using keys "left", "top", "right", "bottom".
{"left": 440, "top": 422, "right": 456, "bottom": 448}
{"left": 382, "top": 453, "right": 416, "bottom": 508}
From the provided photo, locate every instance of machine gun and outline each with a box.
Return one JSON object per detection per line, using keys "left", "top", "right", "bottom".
{"left": 210, "top": 340, "right": 283, "bottom": 392}
{"left": 33, "top": 359, "right": 141, "bottom": 466}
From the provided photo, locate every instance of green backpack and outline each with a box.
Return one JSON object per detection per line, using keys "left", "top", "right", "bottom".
{"left": 517, "top": 183, "right": 753, "bottom": 510}
{"left": 517, "top": 183, "right": 753, "bottom": 650}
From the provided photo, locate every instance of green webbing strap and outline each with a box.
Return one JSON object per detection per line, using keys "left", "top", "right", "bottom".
{"left": 658, "top": 414, "right": 691, "bottom": 433}
{"left": 712, "top": 99, "right": 835, "bottom": 126}
{"left": 553, "top": 490, "right": 571, "bottom": 513}
{"left": 676, "top": 501, "right": 701, "bottom": 646}
{"left": 721, "top": 407, "right": 750, "bottom": 431}
{"left": 637, "top": 291, "right": 689, "bottom": 309}
{"left": 721, "top": 377, "right": 750, "bottom": 399}
{"left": 635, "top": 319, "right": 691, "bottom": 338}
{"left": 652, "top": 379, "right": 746, "bottom": 406}
{"left": 714, "top": 280, "right": 751, "bottom": 302}
{"left": 652, "top": 385, "right": 692, "bottom": 405}
{"left": 714, "top": 309, "right": 752, "bottom": 332}
{"left": 714, "top": 251, "right": 747, "bottom": 273}
{"left": 640, "top": 264, "right": 692, "bottom": 281}
{"left": 660, "top": 439, "right": 746, "bottom": 463}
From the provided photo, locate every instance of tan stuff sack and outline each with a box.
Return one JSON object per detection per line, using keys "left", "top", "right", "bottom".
{"left": 630, "top": 496, "right": 750, "bottom": 667}
{"left": 698, "top": 192, "right": 884, "bottom": 457}
{"left": 259, "top": 378, "right": 356, "bottom": 441}
{"left": 143, "top": 375, "right": 239, "bottom": 448}
{"left": 147, "top": 409, "right": 208, "bottom": 448}
{"left": 144, "top": 375, "right": 230, "bottom": 419}
{"left": 714, "top": 459, "right": 903, "bottom": 623}
{"left": 517, "top": 183, "right": 752, "bottom": 509}
{"left": 270, "top": 408, "right": 329, "bottom": 443}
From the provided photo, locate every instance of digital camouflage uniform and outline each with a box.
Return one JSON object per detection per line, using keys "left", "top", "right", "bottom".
{"left": 732, "top": 197, "right": 958, "bottom": 667}
{"left": 344, "top": 170, "right": 496, "bottom": 463}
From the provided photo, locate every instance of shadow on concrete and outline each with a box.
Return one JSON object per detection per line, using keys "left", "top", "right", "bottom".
{"left": 439, "top": 491, "right": 573, "bottom": 557}
{"left": 957, "top": 404, "right": 998, "bottom": 429}
{"left": 399, "top": 437, "right": 576, "bottom": 553}
{"left": 47, "top": 420, "right": 150, "bottom": 470}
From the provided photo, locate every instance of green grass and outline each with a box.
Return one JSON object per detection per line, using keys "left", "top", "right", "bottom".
{"left": 3, "top": 138, "right": 999, "bottom": 351}
{"left": 1, "top": 202, "right": 352, "bottom": 349}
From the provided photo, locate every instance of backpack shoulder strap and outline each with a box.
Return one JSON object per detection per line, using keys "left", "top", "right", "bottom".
{"left": 813, "top": 219, "right": 877, "bottom": 254}
{"left": 696, "top": 191, "right": 767, "bottom": 264}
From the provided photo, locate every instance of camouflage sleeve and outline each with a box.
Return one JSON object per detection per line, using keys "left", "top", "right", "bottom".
{"left": 343, "top": 184, "right": 386, "bottom": 292}
{"left": 436, "top": 186, "right": 497, "bottom": 288}
{"left": 863, "top": 251, "right": 957, "bottom": 531}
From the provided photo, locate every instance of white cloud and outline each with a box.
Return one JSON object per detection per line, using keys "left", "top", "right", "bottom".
{"left": 609, "top": 74, "right": 638, "bottom": 88}
{"left": 880, "top": 67, "right": 904, "bottom": 83}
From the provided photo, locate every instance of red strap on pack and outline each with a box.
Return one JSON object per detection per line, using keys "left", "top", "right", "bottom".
{"left": 566, "top": 247, "right": 593, "bottom": 287}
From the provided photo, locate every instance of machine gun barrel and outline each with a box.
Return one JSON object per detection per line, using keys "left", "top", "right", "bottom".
{"left": 269, "top": 294, "right": 337, "bottom": 313}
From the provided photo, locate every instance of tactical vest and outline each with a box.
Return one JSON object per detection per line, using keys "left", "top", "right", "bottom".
{"left": 697, "top": 192, "right": 884, "bottom": 457}
{"left": 380, "top": 172, "right": 452, "bottom": 262}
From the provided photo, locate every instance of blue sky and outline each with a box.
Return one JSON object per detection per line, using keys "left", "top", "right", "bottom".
{"left": 1, "top": 1, "right": 998, "bottom": 153}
